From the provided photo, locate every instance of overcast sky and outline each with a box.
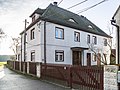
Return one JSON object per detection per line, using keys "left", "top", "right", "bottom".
{"left": 0, "top": 0, "right": 119, "bottom": 55}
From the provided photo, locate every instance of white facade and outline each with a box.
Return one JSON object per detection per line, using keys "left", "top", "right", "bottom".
{"left": 19, "top": 20, "right": 110, "bottom": 66}
{"left": 112, "top": 5, "right": 120, "bottom": 64}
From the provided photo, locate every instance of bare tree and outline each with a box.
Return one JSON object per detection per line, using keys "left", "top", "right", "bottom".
{"left": 0, "top": 28, "right": 7, "bottom": 41}
{"left": 9, "top": 37, "right": 21, "bottom": 60}
{"left": 88, "top": 43, "right": 108, "bottom": 65}
{"left": 88, "top": 23, "right": 116, "bottom": 65}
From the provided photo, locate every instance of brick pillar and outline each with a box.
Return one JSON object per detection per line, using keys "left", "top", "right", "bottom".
{"left": 36, "top": 62, "right": 41, "bottom": 77}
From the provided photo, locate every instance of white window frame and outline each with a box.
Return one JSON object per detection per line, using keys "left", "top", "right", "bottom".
{"left": 87, "top": 34, "right": 90, "bottom": 43}
{"left": 31, "top": 51, "right": 35, "bottom": 62}
{"left": 55, "top": 27, "right": 64, "bottom": 39}
{"left": 55, "top": 50, "right": 64, "bottom": 62}
{"left": 92, "top": 53, "right": 97, "bottom": 62}
{"left": 74, "top": 31, "right": 80, "bottom": 42}
{"left": 92, "top": 36, "right": 97, "bottom": 45}
{"left": 31, "top": 28, "right": 35, "bottom": 40}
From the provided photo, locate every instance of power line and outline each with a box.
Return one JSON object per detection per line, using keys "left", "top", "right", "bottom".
{"left": 27, "top": 0, "right": 109, "bottom": 30}
{"left": 67, "top": 0, "right": 88, "bottom": 9}
{"left": 58, "top": 0, "right": 64, "bottom": 5}
{"left": 77, "top": 0, "right": 109, "bottom": 14}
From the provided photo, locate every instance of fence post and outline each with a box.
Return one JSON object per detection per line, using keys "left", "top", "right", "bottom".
{"left": 68, "top": 66, "right": 72, "bottom": 88}
{"left": 13, "top": 61, "right": 15, "bottom": 70}
{"left": 36, "top": 62, "right": 41, "bottom": 77}
{"left": 19, "top": 61, "right": 21, "bottom": 71}
{"left": 23, "top": 62, "right": 26, "bottom": 73}
{"left": 27, "top": 62, "right": 29, "bottom": 74}
{"left": 100, "top": 67, "right": 104, "bottom": 90}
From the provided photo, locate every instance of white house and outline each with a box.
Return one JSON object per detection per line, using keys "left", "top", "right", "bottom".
{"left": 112, "top": 5, "right": 120, "bottom": 64}
{"left": 19, "top": 2, "right": 111, "bottom": 66}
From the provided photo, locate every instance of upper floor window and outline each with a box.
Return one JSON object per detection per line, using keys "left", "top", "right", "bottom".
{"left": 104, "top": 39, "right": 107, "bottom": 46}
{"left": 87, "top": 35, "right": 90, "bottom": 43}
{"left": 31, "top": 51, "right": 35, "bottom": 62}
{"left": 55, "top": 27, "right": 64, "bottom": 39}
{"left": 74, "top": 31, "right": 80, "bottom": 42}
{"left": 32, "top": 15, "right": 35, "bottom": 22}
{"left": 92, "top": 36, "right": 97, "bottom": 45}
{"left": 55, "top": 50, "right": 64, "bottom": 62}
{"left": 30, "top": 28, "right": 35, "bottom": 40}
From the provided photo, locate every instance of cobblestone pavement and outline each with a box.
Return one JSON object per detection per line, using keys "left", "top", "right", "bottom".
{"left": 0, "top": 67, "right": 71, "bottom": 90}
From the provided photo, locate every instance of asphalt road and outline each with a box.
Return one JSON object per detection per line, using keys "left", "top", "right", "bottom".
{"left": 0, "top": 67, "right": 71, "bottom": 90}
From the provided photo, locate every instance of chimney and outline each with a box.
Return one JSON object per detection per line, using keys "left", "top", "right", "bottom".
{"left": 53, "top": 2, "right": 58, "bottom": 6}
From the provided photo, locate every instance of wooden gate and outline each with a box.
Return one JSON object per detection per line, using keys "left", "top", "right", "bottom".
{"left": 41, "top": 64, "right": 103, "bottom": 90}
{"left": 71, "top": 66, "right": 103, "bottom": 90}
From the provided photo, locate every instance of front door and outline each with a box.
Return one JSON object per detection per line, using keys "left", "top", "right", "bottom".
{"left": 73, "top": 51, "right": 82, "bottom": 65}
{"left": 87, "top": 53, "right": 91, "bottom": 66}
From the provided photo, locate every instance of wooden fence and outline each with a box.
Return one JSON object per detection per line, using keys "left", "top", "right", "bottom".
{"left": 7, "top": 61, "right": 104, "bottom": 89}
{"left": 29, "top": 62, "right": 36, "bottom": 75}
{"left": 7, "top": 61, "right": 37, "bottom": 76}
{"left": 41, "top": 63, "right": 104, "bottom": 90}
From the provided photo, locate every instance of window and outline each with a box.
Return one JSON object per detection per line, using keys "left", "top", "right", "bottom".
{"left": 31, "top": 28, "right": 35, "bottom": 40}
{"left": 31, "top": 51, "right": 35, "bottom": 61}
{"left": 92, "top": 36, "right": 97, "bottom": 44}
{"left": 55, "top": 27, "right": 64, "bottom": 39}
{"left": 74, "top": 31, "right": 80, "bottom": 42}
{"left": 18, "top": 54, "right": 20, "bottom": 61}
{"left": 68, "top": 18, "right": 76, "bottom": 23}
{"left": 55, "top": 50, "right": 64, "bottom": 62}
{"left": 92, "top": 53, "right": 97, "bottom": 61}
{"left": 104, "top": 39, "right": 107, "bottom": 46}
{"left": 32, "top": 15, "right": 35, "bottom": 22}
{"left": 87, "top": 35, "right": 90, "bottom": 43}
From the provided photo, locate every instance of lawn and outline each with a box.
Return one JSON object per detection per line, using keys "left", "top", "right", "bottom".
{"left": 0, "top": 62, "right": 7, "bottom": 67}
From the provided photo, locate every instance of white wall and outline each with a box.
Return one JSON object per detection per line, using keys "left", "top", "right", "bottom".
{"left": 21, "top": 20, "right": 110, "bottom": 65}
{"left": 114, "top": 7, "right": 120, "bottom": 64}
{"left": 44, "top": 22, "right": 110, "bottom": 65}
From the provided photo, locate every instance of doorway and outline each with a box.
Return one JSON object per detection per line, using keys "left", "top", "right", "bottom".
{"left": 87, "top": 53, "right": 91, "bottom": 66}
{"left": 73, "top": 51, "right": 82, "bottom": 65}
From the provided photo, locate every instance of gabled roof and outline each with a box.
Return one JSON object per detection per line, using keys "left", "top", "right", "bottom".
{"left": 21, "top": 3, "right": 111, "bottom": 38}
{"left": 30, "top": 8, "right": 46, "bottom": 17}
{"left": 112, "top": 5, "right": 120, "bottom": 18}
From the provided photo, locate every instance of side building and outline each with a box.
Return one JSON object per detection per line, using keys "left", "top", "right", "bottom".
{"left": 112, "top": 5, "right": 120, "bottom": 64}
{"left": 18, "top": 3, "right": 111, "bottom": 66}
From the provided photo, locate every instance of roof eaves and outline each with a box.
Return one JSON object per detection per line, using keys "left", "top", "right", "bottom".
{"left": 112, "top": 5, "right": 120, "bottom": 18}
{"left": 20, "top": 18, "right": 40, "bottom": 35}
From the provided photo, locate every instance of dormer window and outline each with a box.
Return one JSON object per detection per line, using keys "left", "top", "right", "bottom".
{"left": 88, "top": 25, "right": 93, "bottom": 29}
{"left": 68, "top": 18, "right": 76, "bottom": 23}
{"left": 32, "top": 15, "right": 35, "bottom": 22}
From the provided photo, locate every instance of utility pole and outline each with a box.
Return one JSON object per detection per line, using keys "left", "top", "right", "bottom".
{"left": 24, "top": 19, "right": 29, "bottom": 62}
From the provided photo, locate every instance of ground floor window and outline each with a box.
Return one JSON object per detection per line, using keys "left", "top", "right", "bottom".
{"left": 92, "top": 53, "right": 97, "bottom": 61}
{"left": 55, "top": 50, "right": 64, "bottom": 62}
{"left": 31, "top": 51, "right": 35, "bottom": 61}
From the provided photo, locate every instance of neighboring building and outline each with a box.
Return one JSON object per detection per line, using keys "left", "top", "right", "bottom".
{"left": 112, "top": 5, "right": 120, "bottom": 64}
{"left": 19, "top": 2, "right": 111, "bottom": 66}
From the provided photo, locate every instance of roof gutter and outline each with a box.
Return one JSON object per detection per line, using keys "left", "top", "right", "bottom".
{"left": 111, "top": 18, "right": 119, "bottom": 64}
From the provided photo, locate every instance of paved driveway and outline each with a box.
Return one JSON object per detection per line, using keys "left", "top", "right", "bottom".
{"left": 0, "top": 67, "right": 71, "bottom": 90}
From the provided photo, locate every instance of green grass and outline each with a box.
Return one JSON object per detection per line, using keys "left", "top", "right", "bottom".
{"left": 0, "top": 62, "right": 7, "bottom": 66}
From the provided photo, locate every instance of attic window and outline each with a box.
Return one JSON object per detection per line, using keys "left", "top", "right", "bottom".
{"left": 88, "top": 25, "right": 93, "bottom": 29}
{"left": 68, "top": 18, "right": 76, "bottom": 23}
